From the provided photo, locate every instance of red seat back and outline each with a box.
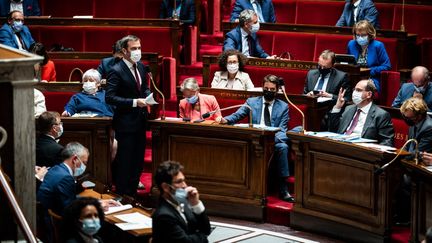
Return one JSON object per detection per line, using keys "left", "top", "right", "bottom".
{"left": 314, "top": 34, "right": 352, "bottom": 61}
{"left": 375, "top": 3, "right": 396, "bottom": 30}
{"left": 273, "top": 0, "right": 297, "bottom": 24}
{"left": 295, "top": 1, "right": 344, "bottom": 26}
{"left": 272, "top": 32, "right": 316, "bottom": 61}
{"left": 94, "top": 0, "right": 146, "bottom": 18}
{"left": 380, "top": 71, "right": 401, "bottom": 107}
{"left": 393, "top": 5, "right": 432, "bottom": 40}
{"left": 42, "top": 91, "right": 76, "bottom": 113}
{"left": 392, "top": 117, "right": 409, "bottom": 149}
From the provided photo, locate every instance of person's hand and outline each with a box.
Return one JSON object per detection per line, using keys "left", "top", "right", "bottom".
{"left": 61, "top": 110, "right": 70, "bottom": 117}
{"left": 35, "top": 166, "right": 48, "bottom": 181}
{"left": 413, "top": 92, "right": 423, "bottom": 99}
{"left": 318, "top": 91, "right": 332, "bottom": 98}
{"left": 266, "top": 55, "right": 277, "bottom": 59}
{"left": 100, "top": 199, "right": 122, "bottom": 211}
{"left": 306, "top": 91, "right": 315, "bottom": 97}
{"left": 185, "top": 186, "right": 200, "bottom": 206}
{"left": 335, "top": 88, "right": 346, "bottom": 109}
{"left": 218, "top": 117, "right": 228, "bottom": 124}
{"left": 234, "top": 19, "right": 239, "bottom": 23}
{"left": 422, "top": 152, "right": 432, "bottom": 166}
{"left": 136, "top": 99, "right": 147, "bottom": 108}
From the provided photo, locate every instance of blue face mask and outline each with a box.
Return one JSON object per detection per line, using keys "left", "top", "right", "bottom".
{"left": 81, "top": 218, "right": 101, "bottom": 236}
{"left": 186, "top": 95, "right": 198, "bottom": 104}
{"left": 356, "top": 35, "right": 369, "bottom": 46}
{"left": 73, "top": 156, "right": 86, "bottom": 177}
{"left": 12, "top": 21, "right": 23, "bottom": 33}
{"left": 169, "top": 185, "right": 188, "bottom": 203}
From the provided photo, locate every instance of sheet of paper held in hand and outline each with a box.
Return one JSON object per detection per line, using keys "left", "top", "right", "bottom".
{"left": 114, "top": 212, "right": 152, "bottom": 231}
{"left": 145, "top": 93, "right": 158, "bottom": 105}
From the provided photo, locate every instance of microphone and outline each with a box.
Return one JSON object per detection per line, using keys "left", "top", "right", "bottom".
{"left": 277, "top": 77, "right": 306, "bottom": 133}
{"left": 172, "top": 0, "right": 179, "bottom": 20}
{"left": 147, "top": 68, "right": 165, "bottom": 120}
{"left": 374, "top": 138, "right": 418, "bottom": 175}
{"left": 202, "top": 104, "right": 254, "bottom": 128}
{"left": 400, "top": 0, "right": 406, "bottom": 31}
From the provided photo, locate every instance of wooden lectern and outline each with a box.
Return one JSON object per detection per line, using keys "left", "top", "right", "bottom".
{"left": 288, "top": 132, "right": 404, "bottom": 243}
{"left": 150, "top": 120, "right": 277, "bottom": 221}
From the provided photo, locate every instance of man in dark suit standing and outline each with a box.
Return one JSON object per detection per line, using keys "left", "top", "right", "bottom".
{"left": 152, "top": 161, "right": 211, "bottom": 243}
{"left": 105, "top": 35, "right": 152, "bottom": 196}
{"left": 304, "top": 50, "right": 351, "bottom": 102}
{"left": 36, "top": 111, "right": 64, "bottom": 167}
{"left": 328, "top": 79, "right": 394, "bottom": 146}
{"left": 230, "top": 0, "right": 276, "bottom": 23}
{"left": 224, "top": 9, "right": 276, "bottom": 59}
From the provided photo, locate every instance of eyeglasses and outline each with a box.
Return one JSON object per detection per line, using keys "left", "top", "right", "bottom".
{"left": 227, "top": 61, "right": 239, "bottom": 65}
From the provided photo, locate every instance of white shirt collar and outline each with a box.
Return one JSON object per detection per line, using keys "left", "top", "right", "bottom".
{"left": 358, "top": 101, "right": 372, "bottom": 114}
{"left": 354, "top": 0, "right": 361, "bottom": 7}
{"left": 241, "top": 27, "right": 249, "bottom": 38}
{"left": 63, "top": 162, "right": 74, "bottom": 176}
{"left": 122, "top": 58, "right": 135, "bottom": 69}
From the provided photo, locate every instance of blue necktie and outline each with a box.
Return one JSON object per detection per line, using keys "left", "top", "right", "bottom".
{"left": 316, "top": 76, "right": 325, "bottom": 91}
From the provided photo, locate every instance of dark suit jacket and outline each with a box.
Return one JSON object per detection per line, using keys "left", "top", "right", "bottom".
{"left": 336, "top": 0, "right": 380, "bottom": 28}
{"left": 223, "top": 26, "right": 269, "bottom": 58}
{"left": 409, "top": 115, "right": 432, "bottom": 153}
{"left": 328, "top": 103, "right": 394, "bottom": 146}
{"left": 304, "top": 68, "right": 351, "bottom": 101}
{"left": 0, "top": 0, "right": 41, "bottom": 17}
{"left": 97, "top": 56, "right": 121, "bottom": 79}
{"left": 230, "top": 0, "right": 276, "bottom": 23}
{"left": 36, "top": 134, "right": 64, "bottom": 167}
{"left": 105, "top": 60, "right": 151, "bottom": 133}
{"left": 392, "top": 82, "right": 432, "bottom": 111}
{"left": 224, "top": 96, "right": 289, "bottom": 143}
{"left": 37, "top": 163, "right": 76, "bottom": 215}
{"left": 159, "top": 0, "right": 196, "bottom": 25}
{"left": 152, "top": 199, "right": 211, "bottom": 243}
{"left": 0, "top": 23, "right": 35, "bottom": 50}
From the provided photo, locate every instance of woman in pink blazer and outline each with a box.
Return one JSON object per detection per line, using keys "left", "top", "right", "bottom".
{"left": 179, "top": 78, "right": 222, "bottom": 122}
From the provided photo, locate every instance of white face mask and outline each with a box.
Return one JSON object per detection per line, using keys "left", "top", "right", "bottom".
{"left": 82, "top": 81, "right": 97, "bottom": 94}
{"left": 352, "top": 90, "right": 364, "bottom": 105}
{"left": 227, "top": 63, "right": 239, "bottom": 74}
{"left": 250, "top": 22, "right": 260, "bottom": 33}
{"left": 130, "top": 50, "right": 141, "bottom": 63}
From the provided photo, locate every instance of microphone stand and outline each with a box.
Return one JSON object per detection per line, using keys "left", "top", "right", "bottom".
{"left": 400, "top": 0, "right": 405, "bottom": 31}
{"left": 148, "top": 72, "right": 165, "bottom": 120}
{"left": 374, "top": 138, "right": 418, "bottom": 175}
{"left": 278, "top": 79, "right": 306, "bottom": 133}
{"left": 172, "top": 0, "right": 179, "bottom": 20}
{"left": 203, "top": 104, "right": 253, "bottom": 128}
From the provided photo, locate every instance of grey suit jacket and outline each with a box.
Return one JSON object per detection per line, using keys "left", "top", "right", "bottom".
{"left": 304, "top": 68, "right": 351, "bottom": 101}
{"left": 328, "top": 103, "right": 394, "bottom": 146}
{"left": 409, "top": 115, "right": 432, "bottom": 153}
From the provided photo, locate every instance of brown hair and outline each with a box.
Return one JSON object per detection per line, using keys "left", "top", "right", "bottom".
{"left": 217, "top": 49, "right": 247, "bottom": 71}
{"left": 37, "top": 111, "right": 60, "bottom": 134}
{"left": 400, "top": 97, "right": 428, "bottom": 117}
{"left": 262, "top": 74, "right": 280, "bottom": 90}
{"left": 352, "top": 20, "right": 376, "bottom": 40}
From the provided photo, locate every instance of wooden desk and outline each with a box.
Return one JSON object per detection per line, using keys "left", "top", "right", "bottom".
{"left": 401, "top": 160, "right": 432, "bottom": 243}
{"left": 60, "top": 117, "right": 113, "bottom": 185}
{"left": 150, "top": 120, "right": 276, "bottom": 221}
{"left": 288, "top": 132, "right": 405, "bottom": 243}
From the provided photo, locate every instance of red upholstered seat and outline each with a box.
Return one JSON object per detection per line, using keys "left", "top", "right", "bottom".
{"left": 272, "top": 0, "right": 297, "bottom": 24}
{"left": 392, "top": 117, "right": 409, "bottom": 149}
{"left": 41, "top": 0, "right": 93, "bottom": 17}
{"left": 421, "top": 38, "right": 432, "bottom": 71}
{"left": 42, "top": 91, "right": 76, "bottom": 113}
{"left": 84, "top": 27, "right": 128, "bottom": 52}
{"left": 393, "top": 5, "right": 432, "bottom": 41}
{"left": 295, "top": 0, "right": 344, "bottom": 26}
{"left": 288, "top": 103, "right": 306, "bottom": 129}
{"left": 94, "top": 0, "right": 146, "bottom": 18}
{"left": 375, "top": 3, "right": 396, "bottom": 30}
{"left": 380, "top": 71, "right": 401, "bottom": 107}
{"left": 256, "top": 31, "right": 275, "bottom": 57}
{"left": 34, "top": 26, "right": 84, "bottom": 52}
{"left": 378, "top": 37, "right": 398, "bottom": 71}
{"left": 271, "top": 32, "right": 315, "bottom": 61}
{"left": 314, "top": 34, "right": 352, "bottom": 61}
{"left": 54, "top": 60, "right": 100, "bottom": 81}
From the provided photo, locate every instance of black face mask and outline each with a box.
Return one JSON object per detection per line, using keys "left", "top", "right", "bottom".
{"left": 402, "top": 116, "right": 416, "bottom": 127}
{"left": 263, "top": 90, "right": 276, "bottom": 101}
{"left": 318, "top": 66, "right": 331, "bottom": 76}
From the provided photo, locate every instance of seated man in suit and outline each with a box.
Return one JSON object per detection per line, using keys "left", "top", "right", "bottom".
{"left": 392, "top": 66, "right": 432, "bottom": 111}
{"left": 400, "top": 97, "right": 432, "bottom": 154}
{"left": 336, "top": 0, "right": 380, "bottom": 28}
{"left": 230, "top": 0, "right": 276, "bottom": 23}
{"left": 159, "top": 0, "right": 195, "bottom": 26}
{"left": 97, "top": 39, "right": 123, "bottom": 81}
{"left": 304, "top": 49, "right": 351, "bottom": 102}
{"left": 152, "top": 160, "right": 211, "bottom": 242}
{"left": 0, "top": 10, "right": 35, "bottom": 51}
{"left": 0, "top": 0, "right": 40, "bottom": 17}
{"left": 328, "top": 79, "right": 394, "bottom": 146}
{"left": 219, "top": 74, "right": 294, "bottom": 202}
{"left": 37, "top": 142, "right": 119, "bottom": 215}
{"left": 36, "top": 111, "right": 64, "bottom": 167}
{"left": 224, "top": 9, "right": 276, "bottom": 59}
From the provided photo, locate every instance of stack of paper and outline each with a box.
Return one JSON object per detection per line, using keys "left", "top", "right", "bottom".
{"left": 105, "top": 204, "right": 132, "bottom": 215}
{"left": 114, "top": 212, "right": 152, "bottom": 231}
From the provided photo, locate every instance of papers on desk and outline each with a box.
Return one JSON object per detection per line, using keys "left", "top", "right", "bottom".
{"left": 114, "top": 212, "right": 152, "bottom": 231}
{"left": 156, "top": 117, "right": 183, "bottom": 121}
{"left": 317, "top": 97, "right": 332, "bottom": 103}
{"left": 72, "top": 113, "right": 98, "bottom": 117}
{"left": 105, "top": 204, "right": 133, "bottom": 215}
{"left": 355, "top": 143, "right": 397, "bottom": 152}
{"left": 234, "top": 123, "right": 281, "bottom": 131}
{"left": 305, "top": 131, "right": 377, "bottom": 143}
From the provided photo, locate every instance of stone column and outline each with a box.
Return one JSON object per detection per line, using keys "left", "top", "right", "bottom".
{"left": 0, "top": 44, "right": 42, "bottom": 241}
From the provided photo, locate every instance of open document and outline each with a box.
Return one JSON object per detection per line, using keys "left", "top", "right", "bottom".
{"left": 234, "top": 123, "right": 281, "bottom": 132}
{"left": 114, "top": 212, "right": 152, "bottom": 231}
{"left": 305, "top": 131, "right": 377, "bottom": 143}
